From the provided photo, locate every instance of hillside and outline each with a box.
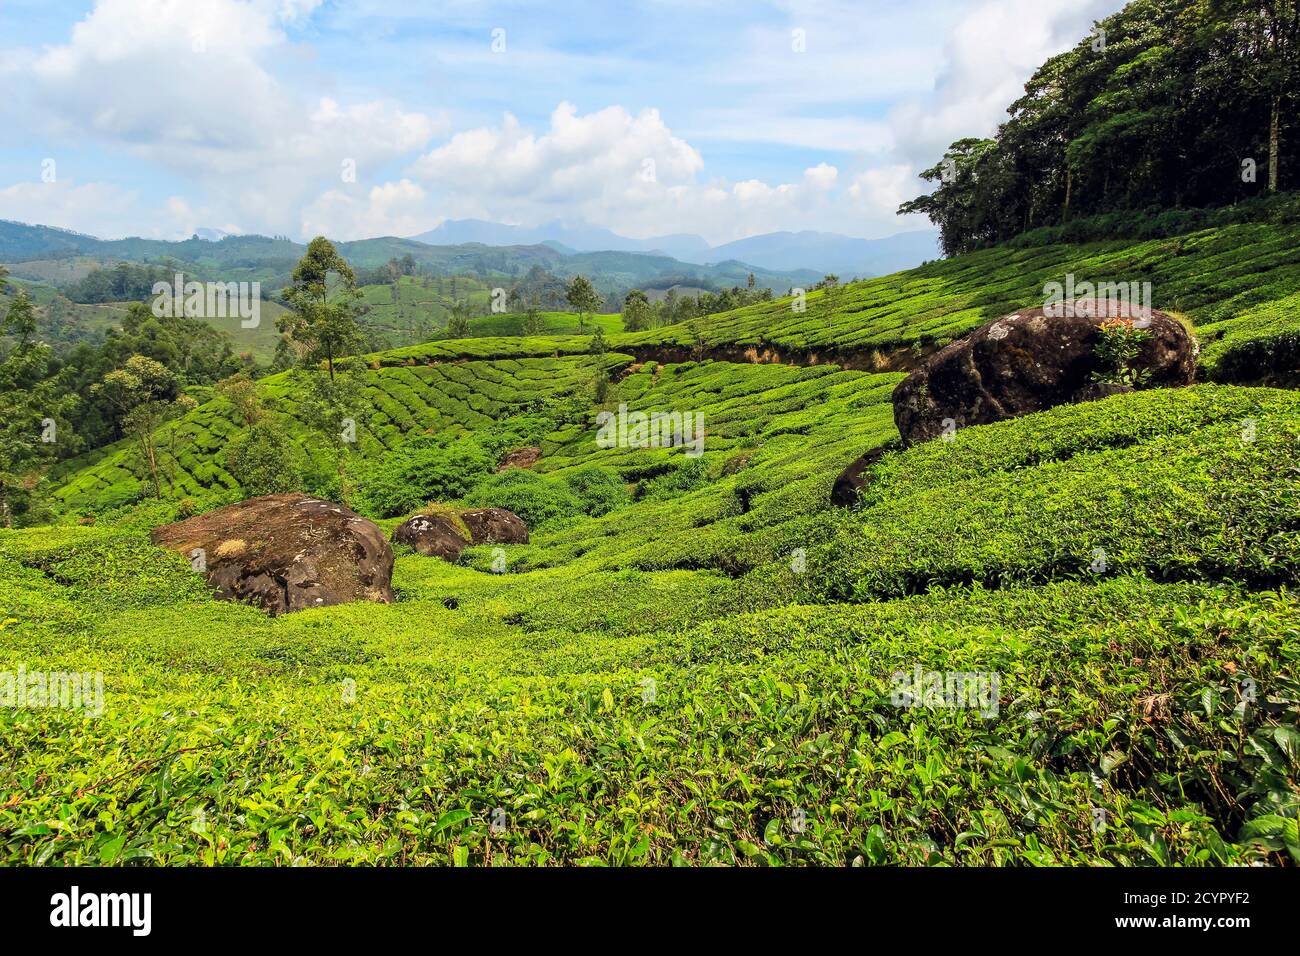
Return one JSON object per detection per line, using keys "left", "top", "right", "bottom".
{"left": 347, "top": 221, "right": 1300, "bottom": 390}
{"left": 0, "top": 201, "right": 1296, "bottom": 867}
{"left": 614, "top": 221, "right": 1300, "bottom": 385}
{"left": 20, "top": 216, "right": 1297, "bottom": 381}
{"left": 37, "top": 217, "right": 1300, "bottom": 516}
{"left": 3, "top": 375, "right": 1296, "bottom": 864}
{"left": 0, "top": 220, "right": 820, "bottom": 300}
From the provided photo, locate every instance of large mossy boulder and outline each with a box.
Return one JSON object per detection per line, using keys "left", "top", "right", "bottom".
{"left": 392, "top": 510, "right": 471, "bottom": 560}
{"left": 459, "top": 507, "right": 529, "bottom": 545}
{"left": 892, "top": 301, "right": 1196, "bottom": 445}
{"left": 392, "top": 506, "right": 529, "bottom": 563}
{"left": 151, "top": 493, "right": 394, "bottom": 616}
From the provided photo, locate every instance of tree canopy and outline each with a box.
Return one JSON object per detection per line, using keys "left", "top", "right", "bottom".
{"left": 278, "top": 236, "right": 363, "bottom": 380}
{"left": 900, "top": 0, "right": 1300, "bottom": 255}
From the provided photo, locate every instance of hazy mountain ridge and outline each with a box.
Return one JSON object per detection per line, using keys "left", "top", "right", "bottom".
{"left": 411, "top": 218, "right": 712, "bottom": 261}
{"left": 412, "top": 218, "right": 940, "bottom": 277}
{"left": 0, "top": 220, "right": 820, "bottom": 294}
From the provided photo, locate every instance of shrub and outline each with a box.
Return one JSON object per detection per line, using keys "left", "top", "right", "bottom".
{"left": 469, "top": 469, "right": 583, "bottom": 528}
{"left": 354, "top": 434, "right": 494, "bottom": 518}
{"left": 1092, "top": 318, "right": 1153, "bottom": 387}
{"left": 638, "top": 457, "right": 713, "bottom": 500}
{"left": 223, "top": 420, "right": 306, "bottom": 498}
{"left": 561, "top": 466, "right": 631, "bottom": 516}
{"left": 475, "top": 412, "right": 558, "bottom": 461}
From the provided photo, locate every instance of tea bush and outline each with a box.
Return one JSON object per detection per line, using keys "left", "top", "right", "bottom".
{"left": 560, "top": 466, "right": 631, "bottom": 516}
{"left": 7, "top": 225, "right": 1299, "bottom": 868}
{"left": 354, "top": 434, "right": 495, "bottom": 518}
{"left": 467, "top": 469, "right": 584, "bottom": 529}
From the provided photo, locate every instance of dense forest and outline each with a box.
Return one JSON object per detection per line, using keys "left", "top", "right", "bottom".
{"left": 901, "top": 0, "right": 1299, "bottom": 254}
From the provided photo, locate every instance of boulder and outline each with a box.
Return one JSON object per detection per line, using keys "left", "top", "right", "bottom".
{"left": 392, "top": 511, "right": 471, "bottom": 560}
{"left": 151, "top": 493, "right": 394, "bottom": 616}
{"left": 459, "top": 507, "right": 529, "bottom": 545}
{"left": 497, "top": 446, "right": 542, "bottom": 471}
{"left": 892, "top": 300, "right": 1195, "bottom": 445}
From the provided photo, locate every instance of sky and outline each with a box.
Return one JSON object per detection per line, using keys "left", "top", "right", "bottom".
{"left": 0, "top": 0, "right": 1124, "bottom": 245}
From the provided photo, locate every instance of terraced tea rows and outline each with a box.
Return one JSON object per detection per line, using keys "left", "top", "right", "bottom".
{"left": 614, "top": 223, "right": 1300, "bottom": 381}
{"left": 4, "top": 383, "right": 1296, "bottom": 866}
{"left": 52, "top": 355, "right": 624, "bottom": 512}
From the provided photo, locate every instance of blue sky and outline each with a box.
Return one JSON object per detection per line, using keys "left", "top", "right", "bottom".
{"left": 0, "top": 0, "right": 1122, "bottom": 243}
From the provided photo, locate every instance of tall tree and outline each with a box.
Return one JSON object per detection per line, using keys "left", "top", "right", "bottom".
{"left": 278, "top": 237, "right": 363, "bottom": 381}
{"left": 565, "top": 275, "right": 601, "bottom": 328}
{"left": 0, "top": 297, "right": 78, "bottom": 526}
{"left": 899, "top": 0, "right": 1300, "bottom": 254}
{"left": 297, "top": 357, "right": 365, "bottom": 504}
{"left": 1211, "top": 0, "right": 1300, "bottom": 191}
{"left": 622, "top": 289, "right": 652, "bottom": 332}
{"left": 1, "top": 290, "right": 38, "bottom": 347}
{"left": 92, "top": 355, "right": 185, "bottom": 498}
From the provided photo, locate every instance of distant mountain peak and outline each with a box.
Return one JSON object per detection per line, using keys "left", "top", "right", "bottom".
{"left": 408, "top": 219, "right": 939, "bottom": 278}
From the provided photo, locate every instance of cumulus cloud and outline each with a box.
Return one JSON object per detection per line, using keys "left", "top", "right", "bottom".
{"left": 411, "top": 103, "right": 703, "bottom": 207}
{"left": 21, "top": 0, "right": 444, "bottom": 236}
{"left": 849, "top": 165, "right": 914, "bottom": 211}
{"left": 804, "top": 163, "right": 839, "bottom": 190}
{"left": 301, "top": 179, "right": 435, "bottom": 242}
{"left": 889, "top": 0, "right": 1118, "bottom": 166}
{"left": 408, "top": 104, "right": 911, "bottom": 243}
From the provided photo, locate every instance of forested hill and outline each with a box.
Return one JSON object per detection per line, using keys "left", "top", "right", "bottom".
{"left": 900, "top": 0, "right": 1299, "bottom": 255}
{"left": 0, "top": 220, "right": 820, "bottom": 296}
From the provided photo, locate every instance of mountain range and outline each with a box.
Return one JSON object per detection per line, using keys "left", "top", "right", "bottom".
{"left": 0, "top": 219, "right": 821, "bottom": 298}
{"left": 412, "top": 219, "right": 940, "bottom": 278}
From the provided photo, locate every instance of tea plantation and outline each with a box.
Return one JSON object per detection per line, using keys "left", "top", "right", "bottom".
{"left": 618, "top": 222, "right": 1300, "bottom": 383}
{"left": 2, "top": 228, "right": 1298, "bottom": 866}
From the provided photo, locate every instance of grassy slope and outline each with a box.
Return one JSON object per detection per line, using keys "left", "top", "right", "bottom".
{"left": 3, "top": 227, "right": 1298, "bottom": 866}
{"left": 466, "top": 310, "right": 624, "bottom": 338}
{"left": 50, "top": 353, "right": 626, "bottom": 511}
{"left": 0, "top": 280, "right": 134, "bottom": 342}
{"left": 355, "top": 275, "right": 492, "bottom": 344}
{"left": 612, "top": 221, "right": 1300, "bottom": 377}
{"left": 1, "top": 278, "right": 291, "bottom": 361}
{"left": 2, "top": 384, "right": 1296, "bottom": 865}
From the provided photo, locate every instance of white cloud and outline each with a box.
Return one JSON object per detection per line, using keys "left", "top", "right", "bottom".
{"left": 301, "top": 179, "right": 435, "bottom": 241}
{"left": 407, "top": 104, "right": 915, "bottom": 243}
{"left": 889, "top": 0, "right": 1118, "bottom": 166}
{"left": 804, "top": 163, "right": 839, "bottom": 190}
{"left": 412, "top": 102, "right": 703, "bottom": 204}
{"left": 847, "top": 165, "right": 925, "bottom": 219}
{"left": 0, "top": 180, "right": 142, "bottom": 238}
{"left": 22, "top": 0, "right": 444, "bottom": 236}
